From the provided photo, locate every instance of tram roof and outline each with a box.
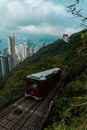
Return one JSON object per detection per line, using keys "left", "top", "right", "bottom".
{"left": 27, "top": 68, "right": 60, "bottom": 80}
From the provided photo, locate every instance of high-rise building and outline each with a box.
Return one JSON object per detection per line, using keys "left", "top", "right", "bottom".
{"left": 15, "top": 42, "right": 28, "bottom": 63}
{"left": 0, "top": 54, "right": 6, "bottom": 77}
{"left": 7, "top": 55, "right": 12, "bottom": 72}
{"left": 0, "top": 54, "right": 12, "bottom": 77}
{"left": 30, "top": 46, "right": 34, "bottom": 56}
{"left": 15, "top": 45, "right": 22, "bottom": 63}
{"left": 8, "top": 36, "right": 17, "bottom": 67}
{"left": 4, "top": 57, "right": 9, "bottom": 73}
{"left": 22, "top": 42, "right": 28, "bottom": 59}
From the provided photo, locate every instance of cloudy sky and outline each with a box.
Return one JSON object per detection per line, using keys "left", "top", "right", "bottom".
{"left": 0, "top": 0, "right": 86, "bottom": 37}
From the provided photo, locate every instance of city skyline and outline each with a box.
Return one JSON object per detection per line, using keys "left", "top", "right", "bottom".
{"left": 0, "top": 35, "right": 38, "bottom": 77}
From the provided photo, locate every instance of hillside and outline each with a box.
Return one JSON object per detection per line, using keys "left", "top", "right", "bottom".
{"left": 44, "top": 30, "right": 87, "bottom": 130}
{"left": 0, "top": 29, "right": 87, "bottom": 129}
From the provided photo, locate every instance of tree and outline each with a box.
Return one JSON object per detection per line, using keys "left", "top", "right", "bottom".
{"left": 67, "top": 0, "right": 87, "bottom": 28}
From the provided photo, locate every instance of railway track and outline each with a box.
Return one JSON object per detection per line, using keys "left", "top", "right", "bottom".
{"left": 0, "top": 98, "right": 41, "bottom": 130}
{"left": 0, "top": 70, "right": 68, "bottom": 130}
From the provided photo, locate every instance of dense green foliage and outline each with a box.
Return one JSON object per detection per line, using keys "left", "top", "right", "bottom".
{"left": 0, "top": 29, "right": 87, "bottom": 129}
{"left": 44, "top": 30, "right": 87, "bottom": 130}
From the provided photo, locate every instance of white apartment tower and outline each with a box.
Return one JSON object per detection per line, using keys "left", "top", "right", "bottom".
{"left": 22, "top": 42, "right": 28, "bottom": 59}
{"left": 8, "top": 36, "right": 17, "bottom": 67}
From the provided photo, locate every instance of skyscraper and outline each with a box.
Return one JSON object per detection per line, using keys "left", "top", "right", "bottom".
{"left": 8, "top": 36, "right": 17, "bottom": 67}
{"left": 0, "top": 54, "right": 6, "bottom": 77}
{"left": 0, "top": 54, "right": 12, "bottom": 77}
{"left": 7, "top": 55, "right": 12, "bottom": 72}
{"left": 22, "top": 42, "right": 28, "bottom": 59}
{"left": 30, "top": 46, "right": 34, "bottom": 56}
{"left": 15, "top": 42, "right": 28, "bottom": 62}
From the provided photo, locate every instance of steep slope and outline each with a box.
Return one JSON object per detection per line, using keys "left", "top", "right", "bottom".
{"left": 0, "top": 29, "right": 87, "bottom": 130}
{"left": 20, "top": 38, "right": 71, "bottom": 65}
{"left": 44, "top": 30, "right": 87, "bottom": 130}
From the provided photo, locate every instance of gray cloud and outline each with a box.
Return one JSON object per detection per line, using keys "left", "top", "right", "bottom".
{"left": 0, "top": 0, "right": 82, "bottom": 36}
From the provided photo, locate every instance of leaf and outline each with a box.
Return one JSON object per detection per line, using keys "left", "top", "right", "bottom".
{"left": 83, "top": 17, "right": 87, "bottom": 21}
{"left": 77, "top": 9, "right": 82, "bottom": 13}
{"left": 72, "top": 7, "right": 76, "bottom": 12}
{"left": 67, "top": 4, "right": 76, "bottom": 8}
{"left": 76, "top": 0, "right": 79, "bottom": 3}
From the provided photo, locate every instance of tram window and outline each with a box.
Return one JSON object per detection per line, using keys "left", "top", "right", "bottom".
{"left": 27, "top": 79, "right": 37, "bottom": 88}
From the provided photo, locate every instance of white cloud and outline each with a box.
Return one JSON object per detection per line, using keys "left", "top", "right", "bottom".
{"left": 25, "top": 0, "right": 68, "bottom": 17}
{"left": 20, "top": 24, "right": 59, "bottom": 36}
{"left": 64, "top": 28, "right": 81, "bottom": 35}
{"left": 25, "top": 0, "right": 42, "bottom": 6}
{"left": 0, "top": 0, "right": 82, "bottom": 36}
{"left": 20, "top": 23, "right": 80, "bottom": 36}
{"left": 0, "top": 0, "right": 69, "bottom": 25}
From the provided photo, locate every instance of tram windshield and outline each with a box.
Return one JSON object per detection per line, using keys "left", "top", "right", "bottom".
{"left": 26, "top": 79, "right": 38, "bottom": 88}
